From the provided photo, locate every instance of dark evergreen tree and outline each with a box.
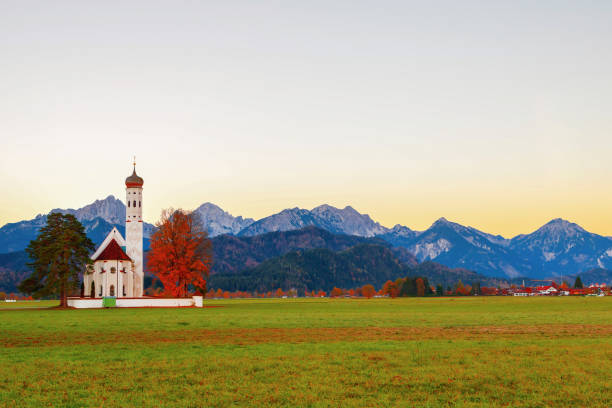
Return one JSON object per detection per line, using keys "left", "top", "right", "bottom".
{"left": 422, "top": 277, "right": 434, "bottom": 296}
{"left": 573, "top": 276, "right": 583, "bottom": 289}
{"left": 18, "top": 213, "right": 94, "bottom": 307}
{"left": 471, "top": 281, "right": 481, "bottom": 295}
{"left": 436, "top": 284, "right": 444, "bottom": 296}
{"left": 399, "top": 277, "right": 417, "bottom": 297}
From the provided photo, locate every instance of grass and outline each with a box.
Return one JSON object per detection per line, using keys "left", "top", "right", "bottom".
{"left": 0, "top": 297, "right": 610, "bottom": 407}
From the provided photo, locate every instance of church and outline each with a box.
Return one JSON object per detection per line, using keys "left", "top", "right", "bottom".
{"left": 83, "top": 164, "right": 145, "bottom": 298}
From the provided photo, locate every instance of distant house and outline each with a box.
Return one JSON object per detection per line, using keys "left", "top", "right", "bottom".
{"left": 513, "top": 287, "right": 533, "bottom": 296}
{"left": 480, "top": 287, "right": 499, "bottom": 296}
{"left": 536, "top": 286, "right": 558, "bottom": 295}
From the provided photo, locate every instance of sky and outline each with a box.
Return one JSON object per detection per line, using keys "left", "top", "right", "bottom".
{"left": 1, "top": 0, "right": 611, "bottom": 238}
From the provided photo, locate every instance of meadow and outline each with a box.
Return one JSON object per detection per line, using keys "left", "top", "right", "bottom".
{"left": 0, "top": 297, "right": 610, "bottom": 407}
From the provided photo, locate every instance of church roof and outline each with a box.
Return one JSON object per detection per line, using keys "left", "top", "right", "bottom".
{"left": 90, "top": 227, "right": 126, "bottom": 260}
{"left": 125, "top": 166, "right": 144, "bottom": 188}
{"left": 93, "top": 238, "right": 132, "bottom": 262}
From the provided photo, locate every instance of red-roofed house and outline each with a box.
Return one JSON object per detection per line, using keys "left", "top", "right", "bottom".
{"left": 536, "top": 286, "right": 558, "bottom": 295}
{"left": 512, "top": 287, "right": 534, "bottom": 296}
{"left": 480, "top": 287, "right": 499, "bottom": 296}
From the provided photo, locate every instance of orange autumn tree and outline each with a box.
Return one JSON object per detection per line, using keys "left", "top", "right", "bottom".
{"left": 330, "top": 287, "right": 343, "bottom": 297}
{"left": 416, "top": 278, "right": 426, "bottom": 297}
{"left": 148, "top": 209, "right": 212, "bottom": 297}
{"left": 382, "top": 280, "right": 399, "bottom": 298}
{"left": 362, "top": 284, "right": 376, "bottom": 299}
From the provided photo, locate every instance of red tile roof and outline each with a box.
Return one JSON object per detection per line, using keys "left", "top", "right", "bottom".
{"left": 568, "top": 288, "right": 588, "bottom": 294}
{"left": 93, "top": 239, "right": 131, "bottom": 262}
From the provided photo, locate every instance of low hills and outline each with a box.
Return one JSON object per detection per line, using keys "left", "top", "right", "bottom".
{"left": 210, "top": 226, "right": 397, "bottom": 275}
{"left": 208, "top": 242, "right": 498, "bottom": 293}
{"left": 209, "top": 244, "right": 407, "bottom": 293}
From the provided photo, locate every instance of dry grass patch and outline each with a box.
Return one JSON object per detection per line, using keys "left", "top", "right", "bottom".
{"left": 2, "top": 324, "right": 611, "bottom": 348}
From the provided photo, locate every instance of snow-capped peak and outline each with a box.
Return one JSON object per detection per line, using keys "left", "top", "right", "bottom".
{"left": 311, "top": 204, "right": 387, "bottom": 237}
{"left": 194, "top": 203, "right": 254, "bottom": 237}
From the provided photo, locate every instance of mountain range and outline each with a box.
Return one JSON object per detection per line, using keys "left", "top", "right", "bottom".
{"left": 1, "top": 196, "right": 612, "bottom": 283}
{"left": 196, "top": 203, "right": 612, "bottom": 280}
{"left": 0, "top": 196, "right": 154, "bottom": 254}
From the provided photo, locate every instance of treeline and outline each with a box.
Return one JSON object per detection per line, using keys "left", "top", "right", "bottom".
{"left": 0, "top": 292, "right": 34, "bottom": 301}
{"left": 382, "top": 277, "right": 481, "bottom": 297}
{"left": 205, "top": 276, "right": 484, "bottom": 299}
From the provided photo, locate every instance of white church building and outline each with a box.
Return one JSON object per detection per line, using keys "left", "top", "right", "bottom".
{"left": 83, "top": 165, "right": 145, "bottom": 298}
{"left": 70, "top": 163, "right": 203, "bottom": 308}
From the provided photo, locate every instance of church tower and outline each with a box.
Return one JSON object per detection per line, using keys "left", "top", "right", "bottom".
{"left": 125, "top": 160, "right": 144, "bottom": 297}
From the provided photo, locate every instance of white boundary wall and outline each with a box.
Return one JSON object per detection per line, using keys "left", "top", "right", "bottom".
{"left": 68, "top": 298, "right": 103, "bottom": 308}
{"left": 67, "top": 296, "right": 203, "bottom": 309}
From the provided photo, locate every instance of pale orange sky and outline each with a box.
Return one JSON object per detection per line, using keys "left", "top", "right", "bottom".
{"left": 1, "top": 1, "right": 611, "bottom": 238}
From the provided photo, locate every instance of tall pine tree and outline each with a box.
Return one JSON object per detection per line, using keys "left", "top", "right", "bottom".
{"left": 573, "top": 276, "right": 583, "bottom": 289}
{"left": 19, "top": 213, "right": 94, "bottom": 307}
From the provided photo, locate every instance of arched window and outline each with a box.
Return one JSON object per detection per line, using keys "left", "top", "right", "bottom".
{"left": 110, "top": 285, "right": 115, "bottom": 297}
{"left": 128, "top": 201, "right": 130, "bottom": 207}
{"left": 123, "top": 285, "right": 126, "bottom": 296}
{"left": 133, "top": 200, "right": 136, "bottom": 207}
{"left": 139, "top": 201, "right": 141, "bottom": 207}
{"left": 90, "top": 282, "right": 95, "bottom": 298}
{"left": 99, "top": 285, "right": 103, "bottom": 297}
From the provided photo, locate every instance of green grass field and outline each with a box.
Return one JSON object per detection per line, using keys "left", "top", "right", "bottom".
{"left": 0, "top": 297, "right": 610, "bottom": 407}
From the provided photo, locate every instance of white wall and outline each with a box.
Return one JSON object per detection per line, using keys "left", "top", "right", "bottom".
{"left": 84, "top": 260, "right": 134, "bottom": 298}
{"left": 67, "top": 296, "right": 203, "bottom": 308}
{"left": 116, "top": 298, "right": 195, "bottom": 308}
{"left": 68, "top": 298, "right": 103, "bottom": 308}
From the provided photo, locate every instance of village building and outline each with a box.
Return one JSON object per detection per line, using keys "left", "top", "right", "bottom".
{"left": 536, "top": 285, "right": 558, "bottom": 295}
{"left": 512, "top": 287, "right": 533, "bottom": 296}
{"left": 83, "top": 164, "right": 144, "bottom": 298}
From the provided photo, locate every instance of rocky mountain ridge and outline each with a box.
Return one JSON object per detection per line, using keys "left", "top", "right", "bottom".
{"left": 1, "top": 197, "right": 612, "bottom": 280}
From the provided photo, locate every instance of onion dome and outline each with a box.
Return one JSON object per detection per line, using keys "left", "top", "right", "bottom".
{"left": 125, "top": 166, "right": 144, "bottom": 188}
